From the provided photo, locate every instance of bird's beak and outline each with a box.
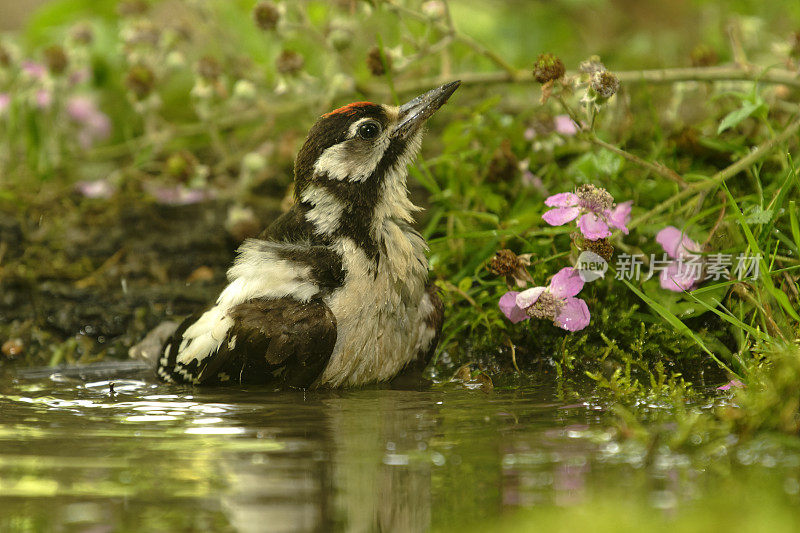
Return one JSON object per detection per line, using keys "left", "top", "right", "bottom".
{"left": 393, "top": 80, "right": 461, "bottom": 139}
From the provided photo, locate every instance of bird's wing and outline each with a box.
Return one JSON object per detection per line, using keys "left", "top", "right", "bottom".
{"left": 158, "top": 297, "right": 336, "bottom": 388}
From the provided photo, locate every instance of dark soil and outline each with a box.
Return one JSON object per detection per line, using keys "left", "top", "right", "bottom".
{"left": 0, "top": 191, "right": 280, "bottom": 368}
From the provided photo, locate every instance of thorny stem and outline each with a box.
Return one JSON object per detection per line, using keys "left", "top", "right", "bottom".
{"left": 382, "top": 0, "right": 519, "bottom": 77}
{"left": 367, "top": 65, "right": 800, "bottom": 95}
{"left": 630, "top": 115, "right": 800, "bottom": 229}
{"left": 588, "top": 135, "right": 687, "bottom": 187}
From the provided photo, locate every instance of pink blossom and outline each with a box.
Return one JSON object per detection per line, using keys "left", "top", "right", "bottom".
{"left": 656, "top": 226, "right": 702, "bottom": 292}
{"left": 35, "top": 89, "right": 52, "bottom": 109}
{"left": 716, "top": 379, "right": 745, "bottom": 391}
{"left": 554, "top": 114, "right": 579, "bottom": 136}
{"left": 66, "top": 96, "right": 111, "bottom": 148}
{"left": 145, "top": 184, "right": 214, "bottom": 205}
{"left": 22, "top": 61, "right": 47, "bottom": 80}
{"left": 0, "top": 93, "right": 9, "bottom": 115}
{"left": 499, "top": 267, "right": 590, "bottom": 331}
{"left": 75, "top": 179, "right": 116, "bottom": 199}
{"left": 542, "top": 185, "right": 631, "bottom": 239}
{"left": 499, "top": 291, "right": 528, "bottom": 323}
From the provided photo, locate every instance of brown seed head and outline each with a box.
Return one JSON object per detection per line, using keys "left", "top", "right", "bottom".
{"left": 590, "top": 70, "right": 620, "bottom": 98}
{"left": 44, "top": 45, "right": 68, "bottom": 75}
{"left": 573, "top": 233, "right": 615, "bottom": 262}
{"left": 198, "top": 55, "right": 222, "bottom": 81}
{"left": 533, "top": 53, "right": 565, "bottom": 84}
{"left": 366, "top": 46, "right": 391, "bottom": 76}
{"left": 118, "top": 0, "right": 149, "bottom": 17}
{"left": 125, "top": 64, "right": 156, "bottom": 99}
{"left": 575, "top": 184, "right": 614, "bottom": 212}
{"left": 276, "top": 50, "right": 304, "bottom": 74}
{"left": 488, "top": 249, "right": 520, "bottom": 277}
{"left": 253, "top": 1, "right": 280, "bottom": 31}
{"left": 525, "top": 291, "right": 563, "bottom": 320}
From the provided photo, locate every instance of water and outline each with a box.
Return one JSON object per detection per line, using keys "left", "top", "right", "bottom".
{"left": 0, "top": 364, "right": 798, "bottom": 532}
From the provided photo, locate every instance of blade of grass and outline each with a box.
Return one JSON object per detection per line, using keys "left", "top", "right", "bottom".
{"left": 722, "top": 182, "right": 800, "bottom": 322}
{"left": 619, "top": 278, "right": 737, "bottom": 376}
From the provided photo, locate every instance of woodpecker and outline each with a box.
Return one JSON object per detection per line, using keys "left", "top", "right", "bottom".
{"left": 131, "top": 81, "right": 460, "bottom": 388}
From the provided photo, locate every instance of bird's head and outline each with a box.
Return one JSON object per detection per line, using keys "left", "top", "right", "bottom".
{"left": 293, "top": 81, "right": 460, "bottom": 247}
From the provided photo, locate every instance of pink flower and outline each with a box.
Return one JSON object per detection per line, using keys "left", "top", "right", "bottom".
{"left": 554, "top": 114, "right": 578, "bottom": 136}
{"left": 499, "top": 267, "right": 591, "bottom": 331}
{"left": 66, "top": 96, "right": 111, "bottom": 148}
{"left": 656, "top": 226, "right": 702, "bottom": 292}
{"left": 35, "top": 89, "right": 52, "bottom": 109}
{"left": 145, "top": 184, "right": 214, "bottom": 205}
{"left": 542, "top": 185, "right": 631, "bottom": 239}
{"left": 0, "top": 93, "right": 9, "bottom": 115}
{"left": 22, "top": 61, "right": 47, "bottom": 80}
{"left": 75, "top": 179, "right": 116, "bottom": 199}
{"left": 716, "top": 379, "right": 745, "bottom": 391}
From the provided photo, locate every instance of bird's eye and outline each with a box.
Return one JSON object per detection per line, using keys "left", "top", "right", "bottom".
{"left": 357, "top": 121, "right": 381, "bottom": 140}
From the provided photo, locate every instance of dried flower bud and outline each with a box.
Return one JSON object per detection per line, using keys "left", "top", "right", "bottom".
{"left": 488, "top": 249, "right": 534, "bottom": 287}
{"left": 366, "top": 46, "right": 391, "bottom": 76}
{"left": 0, "top": 44, "right": 10, "bottom": 68}
{"left": 572, "top": 233, "right": 614, "bottom": 262}
{"left": 533, "top": 53, "right": 565, "bottom": 84}
{"left": 118, "top": 0, "right": 149, "bottom": 17}
{"left": 590, "top": 70, "right": 619, "bottom": 99}
{"left": 125, "top": 64, "right": 155, "bottom": 99}
{"left": 70, "top": 22, "right": 94, "bottom": 45}
{"left": 253, "top": 1, "right": 280, "bottom": 31}
{"left": 44, "top": 45, "right": 68, "bottom": 75}
{"left": 690, "top": 45, "right": 718, "bottom": 67}
{"left": 488, "top": 249, "right": 520, "bottom": 277}
{"left": 276, "top": 50, "right": 304, "bottom": 74}
{"left": 198, "top": 56, "right": 221, "bottom": 81}
{"left": 578, "top": 56, "right": 606, "bottom": 75}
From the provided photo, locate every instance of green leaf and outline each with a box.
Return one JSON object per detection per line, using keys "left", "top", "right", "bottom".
{"left": 744, "top": 205, "right": 774, "bottom": 224}
{"left": 717, "top": 100, "right": 763, "bottom": 135}
{"left": 790, "top": 200, "right": 800, "bottom": 252}
{"left": 722, "top": 183, "right": 800, "bottom": 322}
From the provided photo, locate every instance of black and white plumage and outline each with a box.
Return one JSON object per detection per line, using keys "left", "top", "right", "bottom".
{"left": 131, "top": 81, "right": 458, "bottom": 388}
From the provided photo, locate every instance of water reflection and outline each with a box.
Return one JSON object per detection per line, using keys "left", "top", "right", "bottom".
{"left": 0, "top": 370, "right": 798, "bottom": 532}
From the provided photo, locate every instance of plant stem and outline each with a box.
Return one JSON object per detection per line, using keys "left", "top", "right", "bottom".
{"left": 630, "top": 115, "right": 800, "bottom": 229}
{"left": 588, "top": 135, "right": 686, "bottom": 186}
{"left": 367, "top": 65, "right": 800, "bottom": 95}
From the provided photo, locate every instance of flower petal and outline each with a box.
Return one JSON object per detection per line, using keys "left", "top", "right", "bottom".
{"left": 553, "top": 115, "right": 579, "bottom": 136}
{"left": 542, "top": 206, "right": 580, "bottom": 226}
{"left": 716, "top": 379, "right": 745, "bottom": 391}
{"left": 656, "top": 226, "right": 700, "bottom": 258}
{"left": 607, "top": 201, "right": 632, "bottom": 234}
{"left": 577, "top": 213, "right": 611, "bottom": 239}
{"left": 515, "top": 286, "right": 546, "bottom": 309}
{"left": 659, "top": 261, "right": 699, "bottom": 292}
{"left": 499, "top": 291, "right": 529, "bottom": 323}
{"left": 544, "top": 192, "right": 579, "bottom": 207}
{"left": 554, "top": 297, "right": 591, "bottom": 331}
{"left": 549, "top": 267, "right": 584, "bottom": 298}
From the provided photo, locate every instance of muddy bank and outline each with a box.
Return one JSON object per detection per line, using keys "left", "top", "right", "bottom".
{"left": 0, "top": 191, "right": 281, "bottom": 367}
